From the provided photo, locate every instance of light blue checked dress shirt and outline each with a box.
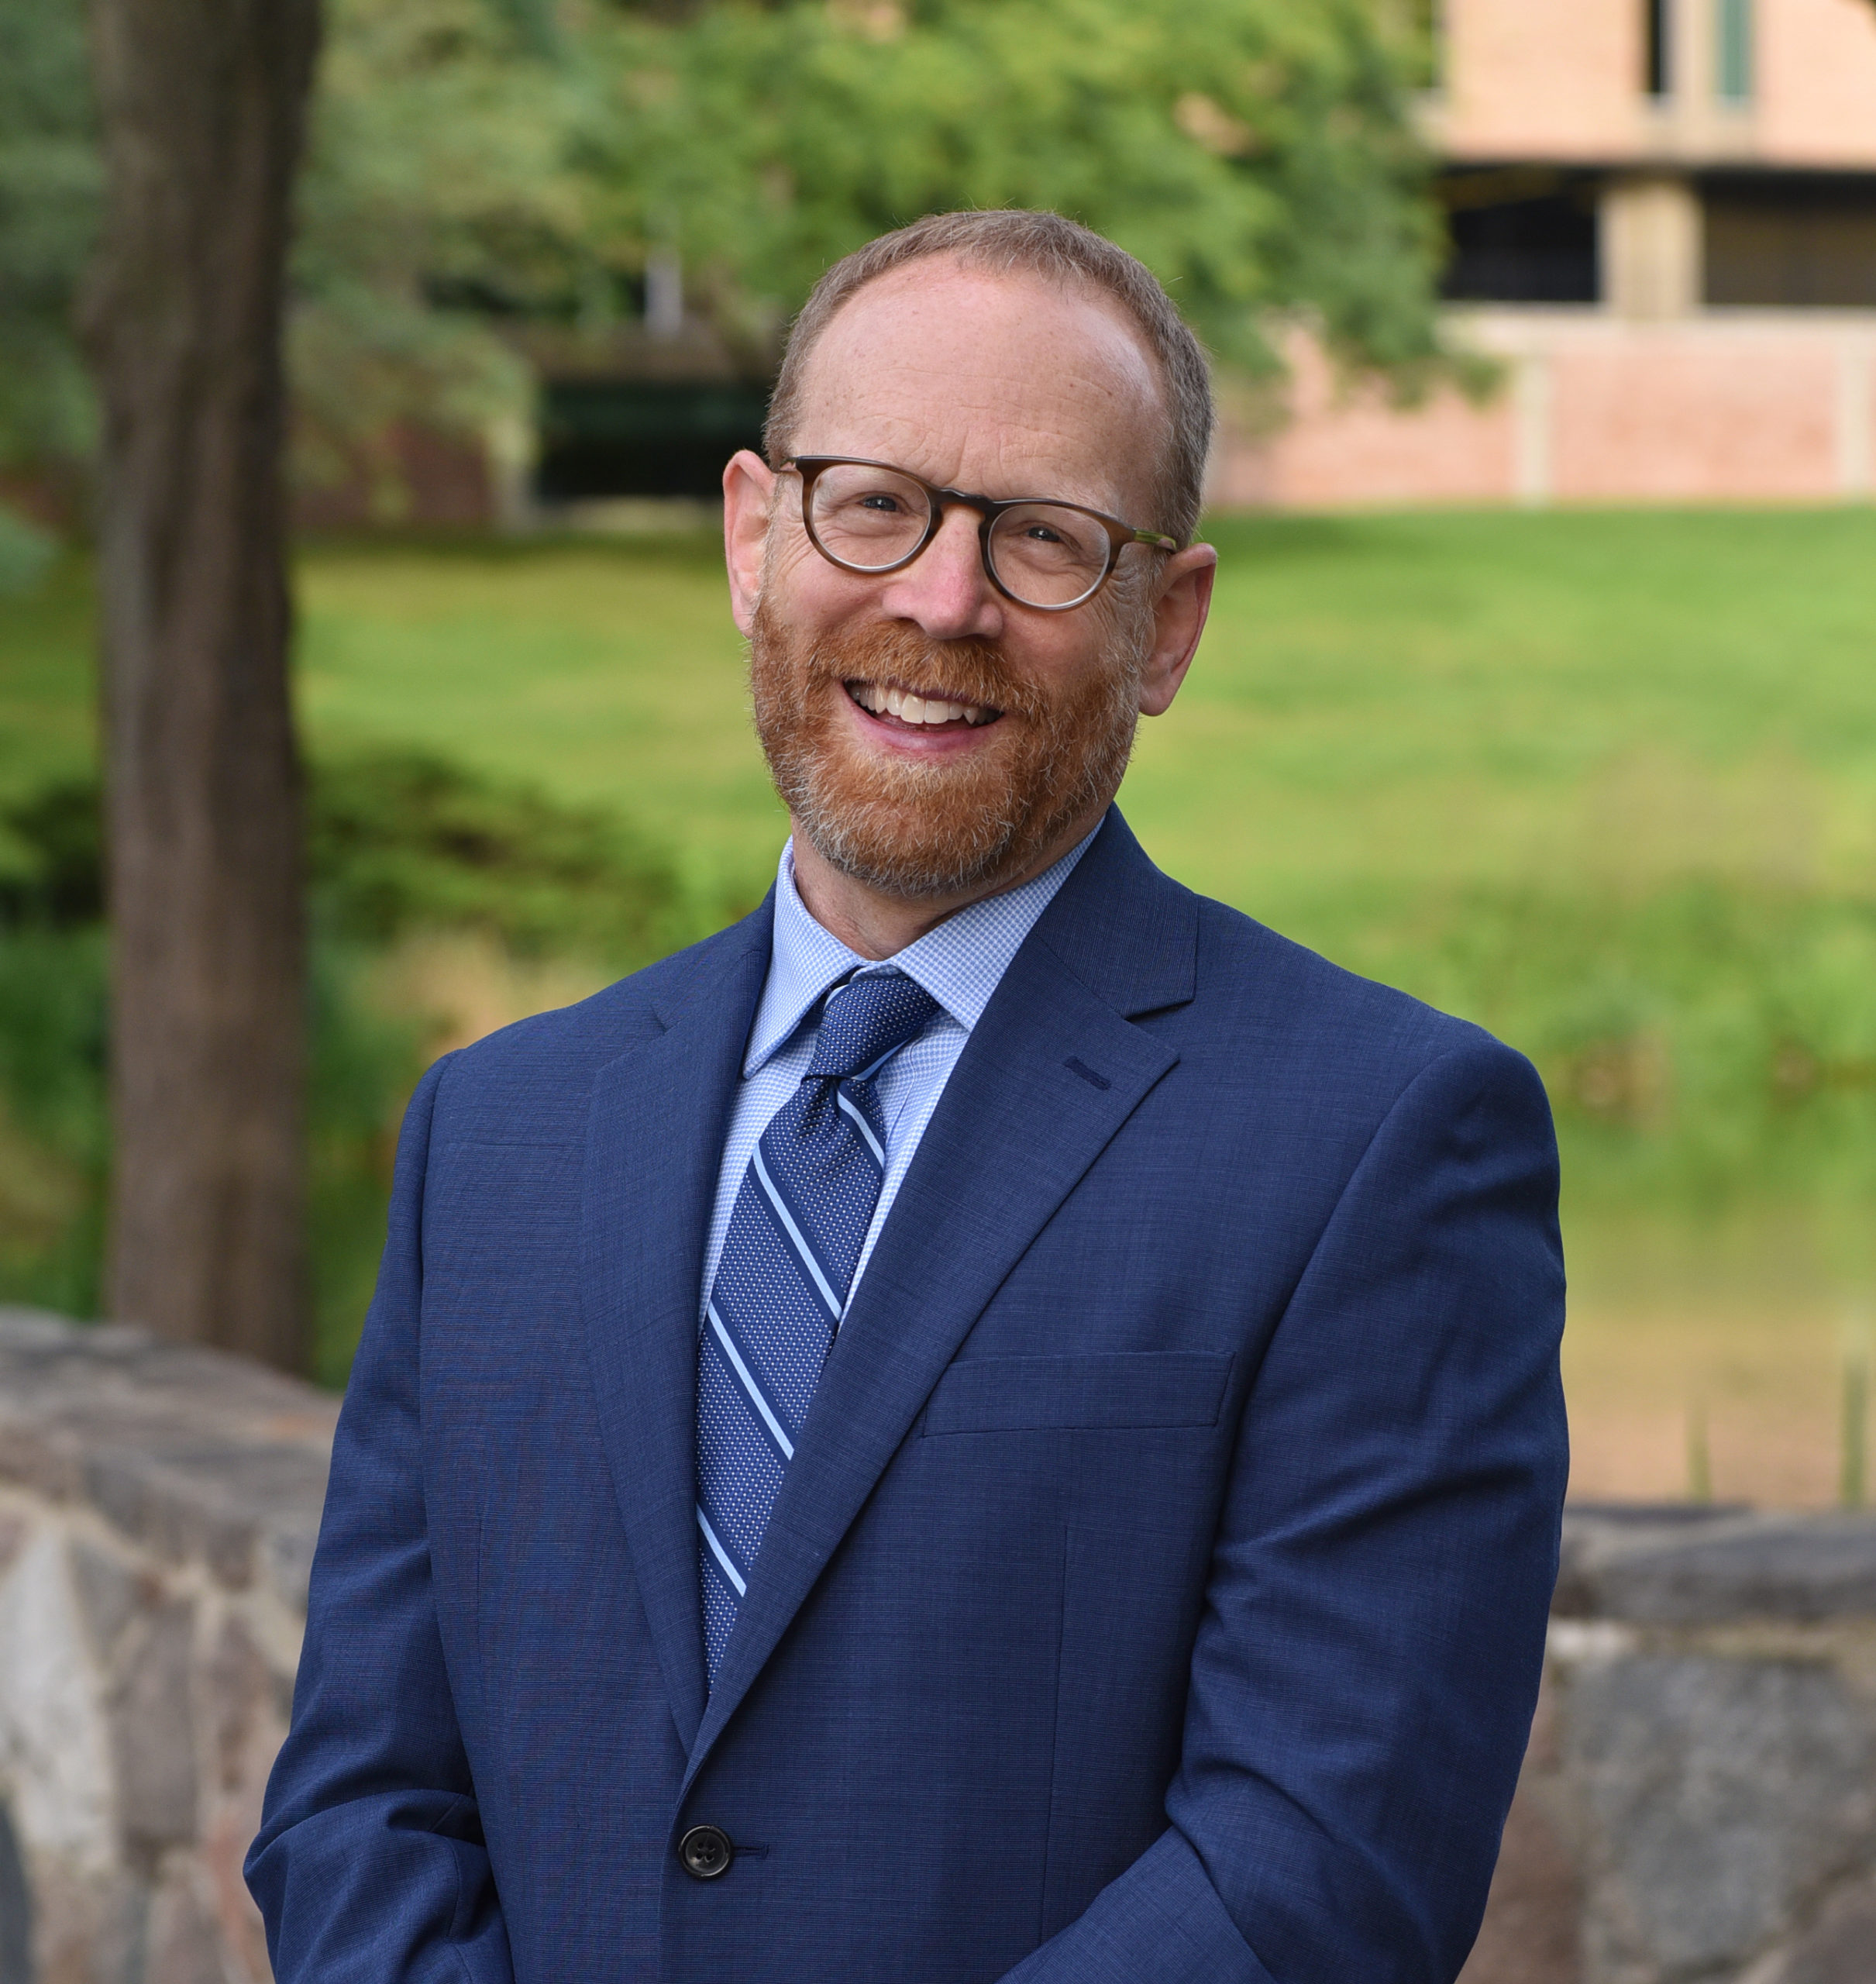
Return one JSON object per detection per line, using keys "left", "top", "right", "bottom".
{"left": 700, "top": 827, "right": 1097, "bottom": 1321}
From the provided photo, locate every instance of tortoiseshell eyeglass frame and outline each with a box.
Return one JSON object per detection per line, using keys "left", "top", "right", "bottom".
{"left": 787, "top": 455, "right": 1182, "bottom": 612}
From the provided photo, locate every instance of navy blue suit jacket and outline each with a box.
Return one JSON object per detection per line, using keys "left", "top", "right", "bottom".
{"left": 249, "top": 809, "right": 1567, "bottom": 1984}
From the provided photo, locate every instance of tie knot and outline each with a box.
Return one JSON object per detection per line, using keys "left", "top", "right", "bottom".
{"left": 807, "top": 972, "right": 940, "bottom": 1083}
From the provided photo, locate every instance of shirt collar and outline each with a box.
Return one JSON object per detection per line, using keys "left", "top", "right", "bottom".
{"left": 743, "top": 826, "right": 1100, "bottom": 1076}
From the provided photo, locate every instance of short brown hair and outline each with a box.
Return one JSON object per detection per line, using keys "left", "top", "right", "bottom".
{"left": 762, "top": 209, "right": 1214, "bottom": 546}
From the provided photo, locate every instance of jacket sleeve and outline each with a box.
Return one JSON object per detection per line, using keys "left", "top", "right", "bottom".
{"left": 1000, "top": 1038, "right": 1569, "bottom": 1984}
{"left": 246, "top": 1053, "right": 513, "bottom": 1984}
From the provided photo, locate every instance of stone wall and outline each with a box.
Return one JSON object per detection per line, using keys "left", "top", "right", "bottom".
{"left": 2, "top": 1307, "right": 1873, "bottom": 1984}
{"left": 1464, "top": 1506, "right": 1876, "bottom": 1984}
{"left": 0, "top": 1310, "right": 334, "bottom": 1984}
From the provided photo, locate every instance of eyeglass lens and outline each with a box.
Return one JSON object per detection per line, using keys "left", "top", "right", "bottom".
{"left": 805, "top": 461, "right": 1113, "bottom": 608}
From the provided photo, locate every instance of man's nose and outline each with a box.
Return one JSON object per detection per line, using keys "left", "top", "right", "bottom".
{"left": 874, "top": 505, "right": 1002, "bottom": 642}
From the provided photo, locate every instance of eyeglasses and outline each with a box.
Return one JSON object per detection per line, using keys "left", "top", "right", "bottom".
{"left": 787, "top": 456, "right": 1181, "bottom": 613}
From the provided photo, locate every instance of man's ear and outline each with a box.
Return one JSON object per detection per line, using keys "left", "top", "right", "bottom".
{"left": 724, "top": 450, "right": 776, "bottom": 636}
{"left": 1138, "top": 542, "right": 1217, "bottom": 718}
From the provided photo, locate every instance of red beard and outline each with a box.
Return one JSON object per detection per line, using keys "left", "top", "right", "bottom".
{"left": 749, "top": 596, "right": 1144, "bottom": 899}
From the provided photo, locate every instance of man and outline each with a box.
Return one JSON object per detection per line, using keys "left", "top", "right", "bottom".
{"left": 250, "top": 209, "right": 1567, "bottom": 1984}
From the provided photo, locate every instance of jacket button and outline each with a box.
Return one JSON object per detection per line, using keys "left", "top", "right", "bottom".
{"left": 678, "top": 1824, "right": 734, "bottom": 1880}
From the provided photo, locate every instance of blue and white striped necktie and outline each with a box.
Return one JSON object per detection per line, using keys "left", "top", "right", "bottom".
{"left": 696, "top": 970, "right": 940, "bottom": 1686}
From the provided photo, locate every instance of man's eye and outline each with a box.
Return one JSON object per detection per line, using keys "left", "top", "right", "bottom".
{"left": 859, "top": 493, "right": 904, "bottom": 513}
{"left": 1023, "top": 522, "right": 1065, "bottom": 545}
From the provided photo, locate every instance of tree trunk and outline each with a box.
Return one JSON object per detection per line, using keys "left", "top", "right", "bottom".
{"left": 82, "top": 0, "right": 322, "bottom": 1368}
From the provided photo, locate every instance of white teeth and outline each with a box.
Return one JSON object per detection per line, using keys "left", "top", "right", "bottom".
{"left": 852, "top": 680, "right": 996, "bottom": 726}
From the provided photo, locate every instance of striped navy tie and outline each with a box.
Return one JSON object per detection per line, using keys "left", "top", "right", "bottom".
{"left": 696, "top": 970, "right": 940, "bottom": 1686}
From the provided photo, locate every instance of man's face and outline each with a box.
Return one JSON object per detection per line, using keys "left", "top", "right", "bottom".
{"left": 737, "top": 260, "right": 1182, "bottom": 901}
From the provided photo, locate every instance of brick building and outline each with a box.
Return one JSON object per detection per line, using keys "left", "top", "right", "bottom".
{"left": 1213, "top": 0, "right": 1876, "bottom": 507}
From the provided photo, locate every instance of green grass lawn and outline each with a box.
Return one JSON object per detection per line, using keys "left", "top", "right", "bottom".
{"left": 1143, "top": 509, "right": 1876, "bottom": 919}
{"left": 5, "top": 508, "right": 1876, "bottom": 1496}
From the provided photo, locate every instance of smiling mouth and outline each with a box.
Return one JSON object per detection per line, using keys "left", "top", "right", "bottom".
{"left": 846, "top": 680, "right": 1001, "bottom": 729}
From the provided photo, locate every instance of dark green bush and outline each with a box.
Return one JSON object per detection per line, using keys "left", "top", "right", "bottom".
{"left": 1, "top": 749, "right": 690, "bottom": 964}
{"left": 0, "top": 924, "right": 105, "bottom": 1315}
{"left": 0, "top": 777, "right": 102, "bottom": 924}
{"left": 304, "top": 939, "right": 429, "bottom": 1386}
{"left": 308, "top": 749, "right": 688, "bottom": 961}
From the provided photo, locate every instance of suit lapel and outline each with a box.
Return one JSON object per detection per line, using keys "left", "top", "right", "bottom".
{"left": 581, "top": 910, "right": 773, "bottom": 1754}
{"left": 683, "top": 813, "right": 1196, "bottom": 1786}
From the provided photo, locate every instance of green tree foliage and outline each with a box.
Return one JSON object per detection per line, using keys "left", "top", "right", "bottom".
{"left": 0, "top": 0, "right": 98, "bottom": 577}
{"left": 583, "top": 0, "right": 1444, "bottom": 377}
{"left": 0, "top": 0, "right": 98, "bottom": 471}
{"left": 291, "top": 0, "right": 594, "bottom": 508}
{"left": 0, "top": 0, "right": 597, "bottom": 515}
{"left": 0, "top": 0, "right": 1446, "bottom": 517}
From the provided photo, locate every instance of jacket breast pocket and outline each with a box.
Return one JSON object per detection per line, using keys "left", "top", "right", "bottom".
{"left": 920, "top": 1351, "right": 1234, "bottom": 1436}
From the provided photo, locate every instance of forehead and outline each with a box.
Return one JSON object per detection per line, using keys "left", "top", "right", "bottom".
{"left": 790, "top": 259, "right": 1166, "bottom": 515}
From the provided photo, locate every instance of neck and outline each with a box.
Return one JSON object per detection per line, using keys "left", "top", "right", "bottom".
{"left": 787, "top": 804, "right": 1107, "bottom": 960}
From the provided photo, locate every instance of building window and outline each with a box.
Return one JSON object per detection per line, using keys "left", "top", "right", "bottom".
{"left": 1716, "top": 0, "right": 1753, "bottom": 102}
{"left": 1705, "top": 174, "right": 1876, "bottom": 306}
{"left": 535, "top": 381, "right": 771, "bottom": 502}
{"left": 1646, "top": 0, "right": 1672, "bottom": 95}
{"left": 1441, "top": 170, "right": 1602, "bottom": 305}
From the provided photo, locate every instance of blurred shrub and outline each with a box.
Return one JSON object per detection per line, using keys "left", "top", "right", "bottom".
{"left": 0, "top": 747, "right": 690, "bottom": 961}
{"left": 0, "top": 772, "right": 98, "bottom": 920}
{"left": 303, "top": 938, "right": 432, "bottom": 1386}
{"left": 308, "top": 748, "right": 687, "bottom": 959}
{"left": 0, "top": 923, "right": 105, "bottom": 1315}
{"left": 0, "top": 506, "right": 57, "bottom": 594}
{"left": 1334, "top": 879, "right": 1876, "bottom": 1215}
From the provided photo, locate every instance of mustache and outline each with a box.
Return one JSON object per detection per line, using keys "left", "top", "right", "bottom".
{"left": 800, "top": 622, "right": 1048, "bottom": 722}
